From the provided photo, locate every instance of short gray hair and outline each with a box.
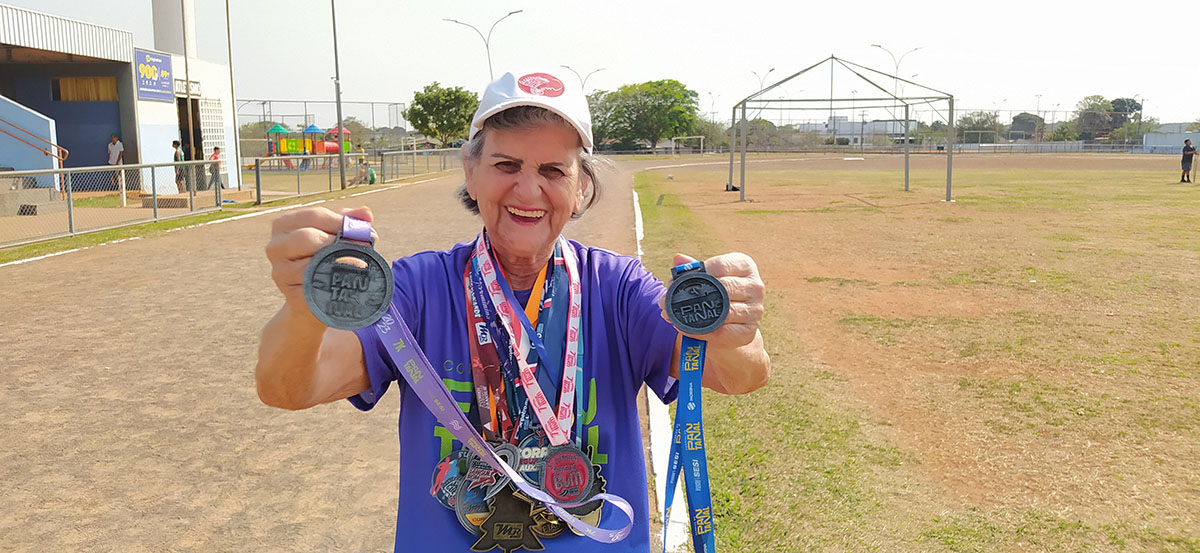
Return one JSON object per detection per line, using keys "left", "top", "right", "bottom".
{"left": 459, "top": 106, "right": 609, "bottom": 219}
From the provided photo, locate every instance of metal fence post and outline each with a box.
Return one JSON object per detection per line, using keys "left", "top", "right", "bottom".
{"left": 65, "top": 173, "right": 75, "bottom": 235}
{"left": 255, "top": 159, "right": 262, "bottom": 205}
{"left": 904, "top": 104, "right": 911, "bottom": 192}
{"left": 296, "top": 160, "right": 302, "bottom": 196}
{"left": 946, "top": 97, "right": 955, "bottom": 202}
{"left": 188, "top": 163, "right": 195, "bottom": 212}
{"left": 214, "top": 162, "right": 222, "bottom": 206}
{"left": 328, "top": 158, "right": 333, "bottom": 192}
{"left": 380, "top": 153, "right": 386, "bottom": 183}
{"left": 151, "top": 168, "right": 159, "bottom": 220}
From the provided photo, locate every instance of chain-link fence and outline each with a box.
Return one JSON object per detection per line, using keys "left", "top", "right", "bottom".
{"left": 378, "top": 149, "right": 461, "bottom": 183}
{"left": 248, "top": 150, "right": 462, "bottom": 205}
{"left": 249, "top": 153, "right": 366, "bottom": 205}
{"left": 0, "top": 160, "right": 222, "bottom": 248}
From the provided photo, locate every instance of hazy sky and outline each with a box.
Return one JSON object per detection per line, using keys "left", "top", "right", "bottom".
{"left": 223, "top": 0, "right": 1197, "bottom": 126}
{"left": 9, "top": 1, "right": 1198, "bottom": 126}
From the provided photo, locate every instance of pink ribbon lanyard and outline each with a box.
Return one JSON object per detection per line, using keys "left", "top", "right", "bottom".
{"left": 470, "top": 234, "right": 582, "bottom": 447}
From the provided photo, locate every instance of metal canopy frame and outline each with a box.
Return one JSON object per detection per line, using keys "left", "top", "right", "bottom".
{"left": 729, "top": 55, "right": 956, "bottom": 202}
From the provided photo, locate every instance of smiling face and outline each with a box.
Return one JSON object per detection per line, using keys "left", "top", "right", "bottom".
{"left": 464, "top": 122, "right": 587, "bottom": 264}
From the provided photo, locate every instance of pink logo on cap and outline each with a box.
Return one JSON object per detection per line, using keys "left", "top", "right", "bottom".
{"left": 517, "top": 73, "right": 565, "bottom": 97}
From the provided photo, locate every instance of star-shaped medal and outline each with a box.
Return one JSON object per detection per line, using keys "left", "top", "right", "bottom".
{"left": 471, "top": 490, "right": 545, "bottom": 553}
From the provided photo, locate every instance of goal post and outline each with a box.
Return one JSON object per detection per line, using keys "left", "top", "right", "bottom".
{"left": 670, "top": 135, "right": 705, "bottom": 155}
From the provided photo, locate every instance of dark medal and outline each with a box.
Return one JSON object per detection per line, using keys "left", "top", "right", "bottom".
{"left": 302, "top": 227, "right": 394, "bottom": 330}
{"left": 455, "top": 444, "right": 521, "bottom": 535}
{"left": 566, "top": 447, "right": 607, "bottom": 536}
{"left": 665, "top": 261, "right": 729, "bottom": 335}
{"left": 471, "top": 489, "right": 545, "bottom": 553}
{"left": 516, "top": 430, "right": 551, "bottom": 487}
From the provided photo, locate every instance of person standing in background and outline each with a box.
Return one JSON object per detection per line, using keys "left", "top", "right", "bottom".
{"left": 208, "top": 146, "right": 223, "bottom": 190}
{"left": 1182, "top": 139, "right": 1196, "bottom": 183}
{"left": 173, "top": 140, "right": 187, "bottom": 193}
{"left": 107, "top": 134, "right": 124, "bottom": 191}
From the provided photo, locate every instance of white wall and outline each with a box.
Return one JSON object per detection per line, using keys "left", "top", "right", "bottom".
{"left": 134, "top": 54, "right": 239, "bottom": 193}
{"left": 1144, "top": 132, "right": 1199, "bottom": 154}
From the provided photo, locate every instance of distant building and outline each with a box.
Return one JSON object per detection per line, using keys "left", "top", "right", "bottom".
{"left": 0, "top": 0, "right": 239, "bottom": 191}
{"left": 1143, "top": 132, "right": 1200, "bottom": 154}
{"left": 792, "top": 115, "right": 918, "bottom": 145}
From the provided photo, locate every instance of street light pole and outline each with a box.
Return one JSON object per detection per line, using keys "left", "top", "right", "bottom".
{"left": 560, "top": 65, "right": 605, "bottom": 92}
{"left": 871, "top": 44, "right": 921, "bottom": 123}
{"left": 445, "top": 10, "right": 523, "bottom": 81}
{"left": 1035, "top": 94, "right": 1042, "bottom": 140}
{"left": 331, "top": 0, "right": 347, "bottom": 189}
{"left": 751, "top": 68, "right": 775, "bottom": 91}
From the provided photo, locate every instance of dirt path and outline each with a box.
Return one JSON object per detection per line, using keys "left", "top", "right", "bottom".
{"left": 0, "top": 167, "right": 642, "bottom": 552}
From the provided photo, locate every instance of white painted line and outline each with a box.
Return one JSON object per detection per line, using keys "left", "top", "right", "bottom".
{"left": 843, "top": 157, "right": 865, "bottom": 161}
{"left": 0, "top": 247, "right": 84, "bottom": 268}
{"left": 635, "top": 186, "right": 689, "bottom": 552}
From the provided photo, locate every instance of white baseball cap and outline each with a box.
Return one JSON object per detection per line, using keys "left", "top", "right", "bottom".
{"left": 469, "top": 71, "right": 594, "bottom": 153}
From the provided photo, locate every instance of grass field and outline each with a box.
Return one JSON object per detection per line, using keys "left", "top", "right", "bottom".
{"left": 635, "top": 153, "right": 1200, "bottom": 552}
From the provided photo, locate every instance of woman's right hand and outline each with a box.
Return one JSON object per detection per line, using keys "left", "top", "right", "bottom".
{"left": 265, "top": 205, "right": 376, "bottom": 317}
{"left": 257, "top": 205, "right": 375, "bottom": 410}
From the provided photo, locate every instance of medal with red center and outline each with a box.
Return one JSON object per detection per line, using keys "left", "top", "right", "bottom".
{"left": 537, "top": 445, "right": 594, "bottom": 503}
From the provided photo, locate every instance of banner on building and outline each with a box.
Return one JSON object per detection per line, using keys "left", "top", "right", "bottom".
{"left": 135, "top": 49, "right": 173, "bottom": 102}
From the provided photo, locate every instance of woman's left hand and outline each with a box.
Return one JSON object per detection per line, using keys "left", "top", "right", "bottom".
{"left": 659, "top": 252, "right": 766, "bottom": 350}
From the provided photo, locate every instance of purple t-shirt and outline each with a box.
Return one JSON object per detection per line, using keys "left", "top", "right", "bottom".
{"left": 352, "top": 239, "right": 679, "bottom": 552}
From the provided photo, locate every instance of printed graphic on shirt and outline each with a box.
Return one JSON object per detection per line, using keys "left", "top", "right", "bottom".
{"left": 432, "top": 367, "right": 607, "bottom": 466}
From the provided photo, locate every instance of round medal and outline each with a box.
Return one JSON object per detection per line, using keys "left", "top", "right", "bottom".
{"left": 517, "top": 430, "right": 551, "bottom": 488}
{"left": 537, "top": 445, "right": 594, "bottom": 504}
{"left": 430, "top": 448, "right": 471, "bottom": 510}
{"left": 665, "top": 263, "right": 729, "bottom": 335}
{"left": 565, "top": 462, "right": 606, "bottom": 516}
{"left": 454, "top": 475, "right": 492, "bottom": 536}
{"left": 302, "top": 223, "right": 394, "bottom": 330}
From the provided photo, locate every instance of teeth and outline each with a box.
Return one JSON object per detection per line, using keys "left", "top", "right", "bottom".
{"left": 507, "top": 207, "right": 545, "bottom": 218}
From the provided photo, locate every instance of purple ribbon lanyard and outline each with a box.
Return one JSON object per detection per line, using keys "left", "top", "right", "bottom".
{"left": 342, "top": 216, "right": 373, "bottom": 243}
{"left": 373, "top": 303, "right": 634, "bottom": 543}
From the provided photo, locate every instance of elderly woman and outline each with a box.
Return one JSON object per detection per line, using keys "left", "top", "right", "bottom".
{"left": 257, "top": 71, "right": 770, "bottom": 552}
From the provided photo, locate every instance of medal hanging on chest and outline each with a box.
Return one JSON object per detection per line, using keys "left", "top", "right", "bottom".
{"left": 301, "top": 216, "right": 394, "bottom": 330}
{"left": 428, "top": 233, "right": 611, "bottom": 550}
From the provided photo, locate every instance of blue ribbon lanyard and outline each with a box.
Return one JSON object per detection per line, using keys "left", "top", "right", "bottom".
{"left": 662, "top": 261, "right": 721, "bottom": 553}
{"left": 467, "top": 238, "right": 584, "bottom": 446}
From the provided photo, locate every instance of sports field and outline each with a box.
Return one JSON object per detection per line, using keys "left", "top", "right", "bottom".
{"left": 637, "top": 153, "right": 1200, "bottom": 551}
{"left": 1, "top": 153, "right": 1197, "bottom": 552}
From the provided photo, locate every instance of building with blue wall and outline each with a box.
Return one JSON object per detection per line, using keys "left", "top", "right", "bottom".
{"left": 0, "top": 0, "right": 240, "bottom": 191}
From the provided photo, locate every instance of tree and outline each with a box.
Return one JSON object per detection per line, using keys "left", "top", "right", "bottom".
{"left": 601, "top": 80, "right": 699, "bottom": 151}
{"left": 1187, "top": 119, "right": 1200, "bottom": 132}
{"left": 1048, "top": 121, "right": 1079, "bottom": 141}
{"left": 1108, "top": 116, "right": 1159, "bottom": 143}
{"left": 403, "top": 82, "right": 479, "bottom": 148}
{"left": 1074, "top": 95, "right": 1113, "bottom": 140}
{"left": 1110, "top": 97, "right": 1142, "bottom": 128}
{"left": 956, "top": 111, "right": 1005, "bottom": 143}
{"left": 1010, "top": 112, "right": 1044, "bottom": 140}
{"left": 239, "top": 120, "right": 284, "bottom": 140}
{"left": 337, "top": 116, "right": 370, "bottom": 143}
{"left": 588, "top": 91, "right": 616, "bottom": 147}
{"left": 694, "top": 118, "right": 729, "bottom": 151}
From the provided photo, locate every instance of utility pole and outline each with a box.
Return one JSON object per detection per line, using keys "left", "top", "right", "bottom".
{"left": 331, "top": 0, "right": 347, "bottom": 188}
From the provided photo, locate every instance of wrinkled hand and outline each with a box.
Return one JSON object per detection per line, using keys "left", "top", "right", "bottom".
{"left": 659, "top": 252, "right": 765, "bottom": 350}
{"left": 265, "top": 206, "right": 376, "bottom": 315}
